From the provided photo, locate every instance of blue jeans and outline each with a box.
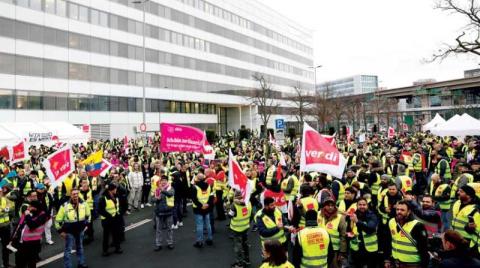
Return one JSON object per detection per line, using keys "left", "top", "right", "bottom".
{"left": 441, "top": 210, "right": 452, "bottom": 232}
{"left": 194, "top": 213, "right": 212, "bottom": 243}
{"left": 64, "top": 232, "right": 86, "bottom": 268}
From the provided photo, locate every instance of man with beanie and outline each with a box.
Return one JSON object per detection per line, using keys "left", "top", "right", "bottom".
{"left": 255, "top": 197, "right": 290, "bottom": 249}
{"left": 228, "top": 190, "right": 252, "bottom": 268}
{"left": 317, "top": 199, "right": 347, "bottom": 268}
{"left": 451, "top": 184, "right": 480, "bottom": 255}
{"left": 293, "top": 210, "right": 330, "bottom": 268}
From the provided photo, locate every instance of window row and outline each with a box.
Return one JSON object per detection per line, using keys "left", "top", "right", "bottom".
{"left": 0, "top": 17, "right": 313, "bottom": 89}
{"left": 108, "top": 0, "right": 313, "bottom": 65}
{"left": 3, "top": 0, "right": 312, "bottom": 67}
{"left": 0, "top": 89, "right": 217, "bottom": 114}
{"left": 175, "top": 0, "right": 313, "bottom": 55}
{"left": 0, "top": 53, "right": 258, "bottom": 94}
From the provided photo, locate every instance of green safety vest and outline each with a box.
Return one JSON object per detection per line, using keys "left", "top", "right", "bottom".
{"left": 435, "top": 159, "right": 451, "bottom": 180}
{"left": 433, "top": 184, "right": 452, "bottom": 211}
{"left": 0, "top": 197, "right": 10, "bottom": 226}
{"left": 230, "top": 203, "right": 252, "bottom": 233}
{"left": 255, "top": 208, "right": 286, "bottom": 245}
{"left": 101, "top": 197, "right": 119, "bottom": 220}
{"left": 451, "top": 200, "right": 476, "bottom": 242}
{"left": 389, "top": 218, "right": 421, "bottom": 263}
{"left": 298, "top": 226, "right": 329, "bottom": 268}
{"left": 55, "top": 201, "right": 90, "bottom": 229}
{"left": 192, "top": 185, "right": 211, "bottom": 208}
{"left": 450, "top": 173, "right": 474, "bottom": 199}
{"left": 371, "top": 173, "right": 381, "bottom": 195}
{"left": 318, "top": 213, "right": 341, "bottom": 251}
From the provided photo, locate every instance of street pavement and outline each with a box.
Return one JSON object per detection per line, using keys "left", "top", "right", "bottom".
{"left": 35, "top": 206, "right": 263, "bottom": 268}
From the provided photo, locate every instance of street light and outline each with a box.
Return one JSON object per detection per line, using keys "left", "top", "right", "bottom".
{"left": 308, "top": 65, "right": 322, "bottom": 92}
{"left": 132, "top": 0, "right": 149, "bottom": 137}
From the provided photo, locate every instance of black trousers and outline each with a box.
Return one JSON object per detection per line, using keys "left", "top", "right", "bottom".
{"left": 215, "top": 191, "right": 225, "bottom": 221}
{"left": 141, "top": 185, "right": 151, "bottom": 204}
{"left": 350, "top": 249, "right": 378, "bottom": 268}
{"left": 85, "top": 210, "right": 94, "bottom": 241}
{"left": 16, "top": 240, "right": 40, "bottom": 268}
{"left": 0, "top": 225, "right": 10, "bottom": 267}
{"left": 102, "top": 218, "right": 121, "bottom": 253}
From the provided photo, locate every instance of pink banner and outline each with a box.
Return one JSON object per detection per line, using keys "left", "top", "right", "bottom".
{"left": 160, "top": 123, "right": 205, "bottom": 152}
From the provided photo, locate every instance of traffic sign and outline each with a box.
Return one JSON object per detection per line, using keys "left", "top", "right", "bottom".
{"left": 139, "top": 123, "right": 147, "bottom": 132}
{"left": 275, "top": 119, "right": 285, "bottom": 129}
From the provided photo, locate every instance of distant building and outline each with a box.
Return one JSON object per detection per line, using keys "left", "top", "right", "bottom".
{"left": 316, "top": 75, "right": 378, "bottom": 96}
{"left": 464, "top": 68, "right": 480, "bottom": 78}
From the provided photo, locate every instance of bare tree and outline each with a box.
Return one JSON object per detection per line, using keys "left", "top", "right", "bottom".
{"left": 343, "top": 96, "right": 363, "bottom": 133}
{"left": 249, "top": 74, "right": 279, "bottom": 136}
{"left": 330, "top": 95, "right": 344, "bottom": 133}
{"left": 289, "top": 85, "right": 313, "bottom": 129}
{"left": 430, "top": 0, "right": 480, "bottom": 61}
{"left": 313, "top": 83, "right": 333, "bottom": 132}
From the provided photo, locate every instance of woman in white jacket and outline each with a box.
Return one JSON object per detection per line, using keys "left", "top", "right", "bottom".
{"left": 128, "top": 162, "right": 144, "bottom": 211}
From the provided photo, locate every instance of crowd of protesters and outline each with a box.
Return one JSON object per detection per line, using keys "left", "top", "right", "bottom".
{"left": 0, "top": 129, "right": 479, "bottom": 268}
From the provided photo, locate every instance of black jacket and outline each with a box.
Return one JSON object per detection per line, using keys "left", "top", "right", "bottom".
{"left": 438, "top": 249, "right": 480, "bottom": 268}
{"left": 190, "top": 181, "right": 214, "bottom": 215}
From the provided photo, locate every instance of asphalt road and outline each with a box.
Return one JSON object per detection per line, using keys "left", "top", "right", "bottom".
{"left": 34, "top": 207, "right": 263, "bottom": 268}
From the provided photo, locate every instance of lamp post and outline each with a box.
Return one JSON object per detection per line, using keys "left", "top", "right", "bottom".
{"left": 308, "top": 65, "right": 322, "bottom": 130}
{"left": 132, "top": 0, "right": 149, "bottom": 138}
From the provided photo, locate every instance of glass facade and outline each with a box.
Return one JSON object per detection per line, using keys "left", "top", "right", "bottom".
{"left": 0, "top": 88, "right": 217, "bottom": 114}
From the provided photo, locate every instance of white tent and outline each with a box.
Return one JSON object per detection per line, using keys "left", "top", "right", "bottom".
{"left": 422, "top": 113, "right": 446, "bottom": 131}
{"left": 38, "top": 122, "right": 89, "bottom": 145}
{"left": 431, "top": 113, "right": 480, "bottom": 137}
{"left": 0, "top": 122, "right": 89, "bottom": 146}
{"left": 0, "top": 127, "right": 20, "bottom": 148}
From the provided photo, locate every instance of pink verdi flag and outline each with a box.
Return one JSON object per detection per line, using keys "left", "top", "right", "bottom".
{"left": 42, "top": 146, "right": 75, "bottom": 188}
{"left": 160, "top": 123, "right": 205, "bottom": 152}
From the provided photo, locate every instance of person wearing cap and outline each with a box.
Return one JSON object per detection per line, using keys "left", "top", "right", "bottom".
{"left": 317, "top": 198, "right": 347, "bottom": 268}
{"left": 228, "top": 190, "right": 252, "bottom": 268}
{"left": 451, "top": 184, "right": 480, "bottom": 255}
{"left": 191, "top": 173, "right": 214, "bottom": 248}
{"left": 98, "top": 182, "right": 123, "bottom": 256}
{"left": 384, "top": 200, "right": 429, "bottom": 268}
{"left": 0, "top": 180, "right": 12, "bottom": 268}
{"left": 348, "top": 197, "right": 379, "bottom": 268}
{"left": 14, "top": 200, "right": 48, "bottom": 268}
{"left": 55, "top": 188, "right": 90, "bottom": 268}
{"left": 347, "top": 150, "right": 357, "bottom": 167}
{"left": 36, "top": 182, "right": 54, "bottom": 245}
{"left": 153, "top": 175, "right": 175, "bottom": 251}
{"left": 292, "top": 210, "right": 330, "bottom": 268}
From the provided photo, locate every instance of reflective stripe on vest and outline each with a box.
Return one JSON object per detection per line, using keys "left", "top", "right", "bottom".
{"left": 230, "top": 203, "right": 252, "bottom": 232}
{"left": 101, "top": 197, "right": 119, "bottom": 220}
{"left": 389, "top": 218, "right": 421, "bottom": 263}
{"left": 0, "top": 197, "right": 9, "bottom": 224}
{"left": 256, "top": 209, "right": 285, "bottom": 244}
{"left": 192, "top": 185, "right": 211, "bottom": 208}
{"left": 62, "top": 202, "right": 89, "bottom": 223}
{"left": 434, "top": 184, "right": 452, "bottom": 211}
{"left": 298, "top": 227, "right": 329, "bottom": 268}
{"left": 371, "top": 173, "right": 381, "bottom": 195}
{"left": 435, "top": 159, "right": 451, "bottom": 179}
{"left": 318, "top": 214, "right": 341, "bottom": 251}
{"left": 452, "top": 201, "right": 476, "bottom": 241}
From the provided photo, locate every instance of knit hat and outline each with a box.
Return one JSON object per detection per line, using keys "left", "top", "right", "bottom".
{"left": 460, "top": 184, "right": 476, "bottom": 200}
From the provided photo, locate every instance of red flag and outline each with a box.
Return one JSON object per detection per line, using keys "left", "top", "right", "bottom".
{"left": 123, "top": 136, "right": 129, "bottom": 154}
{"left": 11, "top": 141, "right": 28, "bottom": 163}
{"left": 42, "top": 146, "right": 75, "bottom": 187}
{"left": 300, "top": 123, "right": 346, "bottom": 178}
{"left": 228, "top": 150, "right": 252, "bottom": 203}
{"left": 276, "top": 164, "right": 283, "bottom": 180}
{"left": 0, "top": 146, "right": 10, "bottom": 161}
{"left": 388, "top": 127, "right": 395, "bottom": 139}
{"left": 321, "top": 133, "right": 337, "bottom": 147}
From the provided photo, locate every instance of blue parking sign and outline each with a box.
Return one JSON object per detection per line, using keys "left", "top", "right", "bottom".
{"left": 275, "top": 119, "right": 285, "bottom": 129}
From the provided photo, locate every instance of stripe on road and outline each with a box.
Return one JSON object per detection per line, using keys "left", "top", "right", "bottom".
{"left": 37, "top": 218, "right": 153, "bottom": 267}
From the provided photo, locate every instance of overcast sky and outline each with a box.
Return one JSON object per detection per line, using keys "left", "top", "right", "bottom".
{"left": 262, "top": 0, "right": 479, "bottom": 88}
